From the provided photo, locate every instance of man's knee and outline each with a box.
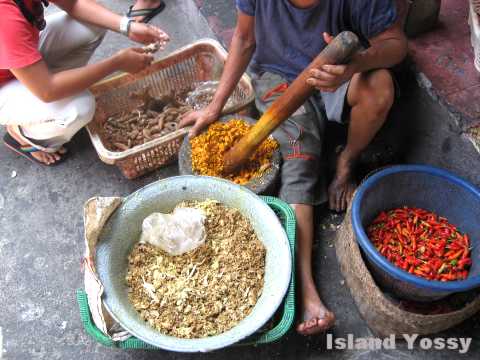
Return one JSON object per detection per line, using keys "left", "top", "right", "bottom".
{"left": 356, "top": 70, "right": 394, "bottom": 119}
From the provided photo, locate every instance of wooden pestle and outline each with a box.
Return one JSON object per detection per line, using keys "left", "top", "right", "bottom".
{"left": 223, "top": 31, "right": 361, "bottom": 174}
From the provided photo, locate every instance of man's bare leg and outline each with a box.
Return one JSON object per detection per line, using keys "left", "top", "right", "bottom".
{"left": 293, "top": 203, "right": 335, "bottom": 335}
{"left": 328, "top": 69, "right": 395, "bottom": 212}
{"left": 130, "top": 0, "right": 162, "bottom": 22}
{"left": 6, "top": 125, "right": 65, "bottom": 165}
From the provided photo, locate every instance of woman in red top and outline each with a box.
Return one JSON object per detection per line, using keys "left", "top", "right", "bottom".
{"left": 0, "top": 0, "right": 170, "bottom": 165}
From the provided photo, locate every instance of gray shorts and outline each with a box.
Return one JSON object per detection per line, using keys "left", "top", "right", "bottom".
{"left": 252, "top": 72, "right": 350, "bottom": 205}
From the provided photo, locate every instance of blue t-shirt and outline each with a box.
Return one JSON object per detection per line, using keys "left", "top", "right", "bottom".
{"left": 236, "top": 0, "right": 397, "bottom": 82}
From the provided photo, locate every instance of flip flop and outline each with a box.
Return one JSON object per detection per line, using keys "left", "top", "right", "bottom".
{"left": 127, "top": 1, "right": 166, "bottom": 24}
{"left": 3, "top": 132, "right": 67, "bottom": 166}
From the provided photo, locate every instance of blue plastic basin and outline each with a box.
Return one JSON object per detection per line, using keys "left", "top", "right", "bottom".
{"left": 352, "top": 165, "right": 480, "bottom": 302}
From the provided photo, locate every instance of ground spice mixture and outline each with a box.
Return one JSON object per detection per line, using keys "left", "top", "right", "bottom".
{"left": 190, "top": 119, "right": 278, "bottom": 185}
{"left": 126, "top": 200, "right": 266, "bottom": 338}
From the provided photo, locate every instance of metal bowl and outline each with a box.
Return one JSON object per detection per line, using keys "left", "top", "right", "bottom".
{"left": 95, "top": 176, "right": 291, "bottom": 352}
{"left": 178, "top": 115, "right": 281, "bottom": 194}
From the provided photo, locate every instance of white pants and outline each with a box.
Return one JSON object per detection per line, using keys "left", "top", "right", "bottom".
{"left": 0, "top": 11, "right": 106, "bottom": 149}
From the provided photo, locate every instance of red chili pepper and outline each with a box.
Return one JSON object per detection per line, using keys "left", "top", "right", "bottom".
{"left": 367, "top": 207, "right": 472, "bottom": 282}
{"left": 447, "top": 250, "right": 464, "bottom": 261}
{"left": 440, "top": 273, "right": 457, "bottom": 281}
{"left": 448, "top": 242, "right": 462, "bottom": 250}
{"left": 458, "top": 258, "right": 472, "bottom": 267}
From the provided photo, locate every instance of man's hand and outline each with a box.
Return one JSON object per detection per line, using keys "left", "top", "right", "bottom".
{"left": 306, "top": 32, "right": 357, "bottom": 93}
{"left": 128, "top": 22, "right": 170, "bottom": 47}
{"left": 177, "top": 10, "right": 256, "bottom": 138}
{"left": 179, "top": 105, "right": 221, "bottom": 138}
{"left": 113, "top": 48, "right": 154, "bottom": 74}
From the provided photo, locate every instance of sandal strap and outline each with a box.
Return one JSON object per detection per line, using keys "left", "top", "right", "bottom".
{"left": 126, "top": 2, "right": 165, "bottom": 21}
{"left": 127, "top": 8, "right": 155, "bottom": 17}
{"left": 15, "top": 126, "right": 59, "bottom": 153}
{"left": 19, "top": 145, "right": 40, "bottom": 153}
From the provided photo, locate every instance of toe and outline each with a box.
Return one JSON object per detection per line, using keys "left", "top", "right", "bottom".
{"left": 319, "top": 312, "right": 335, "bottom": 330}
{"left": 31, "top": 152, "right": 47, "bottom": 165}
{"left": 346, "top": 185, "right": 356, "bottom": 205}
{"left": 307, "top": 318, "right": 318, "bottom": 329}
{"left": 45, "top": 154, "right": 55, "bottom": 164}
{"left": 296, "top": 322, "right": 306, "bottom": 333}
{"left": 57, "top": 147, "right": 68, "bottom": 155}
{"left": 31, "top": 151, "right": 60, "bottom": 165}
{"left": 328, "top": 185, "right": 336, "bottom": 211}
{"left": 339, "top": 191, "right": 347, "bottom": 212}
{"left": 296, "top": 318, "right": 317, "bottom": 335}
{"left": 335, "top": 190, "right": 343, "bottom": 212}
{"left": 297, "top": 316, "right": 334, "bottom": 336}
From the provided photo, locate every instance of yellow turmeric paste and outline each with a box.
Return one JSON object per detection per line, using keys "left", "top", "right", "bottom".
{"left": 191, "top": 119, "right": 278, "bottom": 185}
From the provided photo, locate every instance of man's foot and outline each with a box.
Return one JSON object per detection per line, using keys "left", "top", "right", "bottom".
{"left": 297, "top": 297, "right": 335, "bottom": 336}
{"left": 129, "top": 0, "right": 164, "bottom": 23}
{"left": 6, "top": 126, "right": 65, "bottom": 165}
{"left": 328, "top": 151, "right": 357, "bottom": 212}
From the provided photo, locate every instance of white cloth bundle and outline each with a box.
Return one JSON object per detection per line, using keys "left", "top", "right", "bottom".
{"left": 140, "top": 207, "right": 206, "bottom": 256}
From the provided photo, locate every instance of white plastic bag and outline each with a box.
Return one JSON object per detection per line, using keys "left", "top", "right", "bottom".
{"left": 139, "top": 207, "right": 206, "bottom": 256}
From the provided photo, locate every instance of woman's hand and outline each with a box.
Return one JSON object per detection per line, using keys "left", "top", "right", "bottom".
{"left": 179, "top": 105, "right": 221, "bottom": 138}
{"left": 128, "top": 22, "right": 170, "bottom": 48}
{"left": 306, "top": 32, "right": 357, "bottom": 93}
{"left": 113, "top": 47, "right": 154, "bottom": 74}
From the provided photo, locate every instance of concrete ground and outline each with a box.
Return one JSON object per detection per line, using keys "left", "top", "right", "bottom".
{"left": 0, "top": 1, "right": 479, "bottom": 359}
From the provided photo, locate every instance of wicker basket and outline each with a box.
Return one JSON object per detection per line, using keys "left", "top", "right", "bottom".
{"left": 336, "top": 202, "right": 480, "bottom": 337}
{"left": 470, "top": 1, "right": 480, "bottom": 73}
{"left": 87, "top": 39, "right": 255, "bottom": 179}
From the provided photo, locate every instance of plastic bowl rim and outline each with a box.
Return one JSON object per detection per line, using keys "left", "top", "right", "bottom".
{"left": 351, "top": 164, "right": 480, "bottom": 292}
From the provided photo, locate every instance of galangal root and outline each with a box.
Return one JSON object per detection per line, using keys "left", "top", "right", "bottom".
{"left": 102, "top": 87, "right": 193, "bottom": 152}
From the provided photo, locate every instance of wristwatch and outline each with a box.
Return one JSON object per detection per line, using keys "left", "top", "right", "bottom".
{"left": 119, "top": 16, "right": 133, "bottom": 36}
